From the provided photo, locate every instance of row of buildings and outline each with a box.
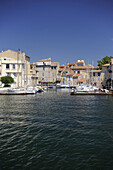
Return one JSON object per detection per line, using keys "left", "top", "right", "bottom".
{"left": 0, "top": 49, "right": 113, "bottom": 89}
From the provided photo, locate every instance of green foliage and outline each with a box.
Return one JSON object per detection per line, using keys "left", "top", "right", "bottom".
{"left": 97, "top": 56, "right": 113, "bottom": 69}
{"left": 1, "top": 76, "right": 14, "bottom": 87}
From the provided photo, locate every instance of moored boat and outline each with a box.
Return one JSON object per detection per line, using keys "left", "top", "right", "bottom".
{"left": 70, "top": 85, "right": 111, "bottom": 95}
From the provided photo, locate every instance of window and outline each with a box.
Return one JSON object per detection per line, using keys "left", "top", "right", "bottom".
{"left": 77, "top": 71, "right": 80, "bottom": 73}
{"left": 30, "top": 65, "right": 33, "bottom": 69}
{"left": 43, "top": 67, "right": 45, "bottom": 70}
{"left": 85, "top": 75, "right": 87, "bottom": 78}
{"left": 42, "top": 73, "right": 44, "bottom": 77}
{"left": 6, "top": 64, "right": 9, "bottom": 69}
{"left": 4, "top": 58, "right": 9, "bottom": 60}
{"left": 51, "top": 67, "right": 53, "bottom": 70}
{"left": 12, "top": 64, "right": 15, "bottom": 69}
{"left": 93, "top": 73, "right": 95, "bottom": 77}
{"left": 13, "top": 73, "right": 16, "bottom": 77}
{"left": 54, "top": 66, "right": 56, "bottom": 69}
{"left": 7, "top": 73, "right": 10, "bottom": 76}
{"left": 98, "top": 72, "right": 101, "bottom": 76}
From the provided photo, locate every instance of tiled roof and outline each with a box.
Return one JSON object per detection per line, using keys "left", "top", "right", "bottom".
{"left": 33, "top": 62, "right": 37, "bottom": 64}
{"left": 51, "top": 62, "right": 59, "bottom": 66}
{"left": 30, "top": 62, "right": 37, "bottom": 65}
{"left": 68, "top": 63, "right": 75, "bottom": 66}
{"left": 90, "top": 70, "right": 101, "bottom": 73}
{"left": 102, "top": 63, "right": 110, "bottom": 67}
{"left": 38, "top": 58, "right": 51, "bottom": 62}
{"left": 72, "top": 66, "right": 87, "bottom": 70}
{"left": 72, "top": 65, "right": 94, "bottom": 70}
{"left": 2, "top": 49, "right": 17, "bottom": 53}
{"left": 26, "top": 55, "right": 30, "bottom": 59}
{"left": 94, "top": 66, "right": 100, "bottom": 69}
{"left": 73, "top": 73, "right": 81, "bottom": 77}
{"left": 78, "top": 78, "right": 87, "bottom": 82}
{"left": 67, "top": 72, "right": 74, "bottom": 76}
{"left": 63, "top": 68, "right": 71, "bottom": 72}
{"left": 58, "top": 68, "right": 63, "bottom": 72}
{"left": 59, "top": 65, "right": 65, "bottom": 68}
{"left": 81, "top": 70, "right": 88, "bottom": 73}
{"left": 1, "top": 49, "right": 30, "bottom": 58}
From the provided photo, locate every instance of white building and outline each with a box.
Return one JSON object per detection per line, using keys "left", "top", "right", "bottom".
{"left": 0, "top": 49, "right": 30, "bottom": 88}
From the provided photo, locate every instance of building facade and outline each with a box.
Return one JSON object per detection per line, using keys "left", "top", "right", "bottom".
{"left": 0, "top": 49, "right": 30, "bottom": 88}
{"left": 101, "top": 64, "right": 111, "bottom": 89}
{"left": 58, "top": 59, "right": 104, "bottom": 88}
{"left": 36, "top": 58, "right": 59, "bottom": 85}
{"left": 110, "top": 58, "right": 113, "bottom": 89}
{"left": 28, "top": 63, "right": 38, "bottom": 86}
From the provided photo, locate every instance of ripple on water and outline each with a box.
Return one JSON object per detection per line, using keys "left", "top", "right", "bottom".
{"left": 0, "top": 92, "right": 113, "bottom": 169}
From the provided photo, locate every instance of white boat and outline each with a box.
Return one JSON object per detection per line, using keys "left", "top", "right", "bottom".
{"left": 56, "top": 83, "right": 61, "bottom": 88}
{"left": 72, "top": 85, "right": 99, "bottom": 93}
{"left": 26, "top": 87, "right": 36, "bottom": 94}
{"left": 8, "top": 88, "right": 25, "bottom": 93}
{"left": 34, "top": 86, "right": 44, "bottom": 93}
{"left": 8, "top": 87, "right": 36, "bottom": 94}
{"left": 60, "top": 84, "right": 70, "bottom": 88}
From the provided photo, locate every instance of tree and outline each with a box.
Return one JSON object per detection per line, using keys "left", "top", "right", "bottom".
{"left": 97, "top": 56, "right": 113, "bottom": 69}
{"left": 1, "top": 76, "right": 14, "bottom": 87}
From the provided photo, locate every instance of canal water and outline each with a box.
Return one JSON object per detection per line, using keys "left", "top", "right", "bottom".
{"left": 0, "top": 89, "right": 113, "bottom": 169}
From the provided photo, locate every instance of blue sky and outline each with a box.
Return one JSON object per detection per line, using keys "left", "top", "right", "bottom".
{"left": 0, "top": 0, "right": 113, "bottom": 66}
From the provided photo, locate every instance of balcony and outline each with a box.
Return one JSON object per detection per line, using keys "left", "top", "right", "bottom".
{"left": 6, "top": 69, "right": 22, "bottom": 73}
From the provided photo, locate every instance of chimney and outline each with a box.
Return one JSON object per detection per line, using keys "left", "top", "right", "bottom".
{"left": 18, "top": 48, "right": 21, "bottom": 54}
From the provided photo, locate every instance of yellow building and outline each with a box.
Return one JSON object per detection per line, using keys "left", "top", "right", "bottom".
{"left": 28, "top": 63, "right": 38, "bottom": 86}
